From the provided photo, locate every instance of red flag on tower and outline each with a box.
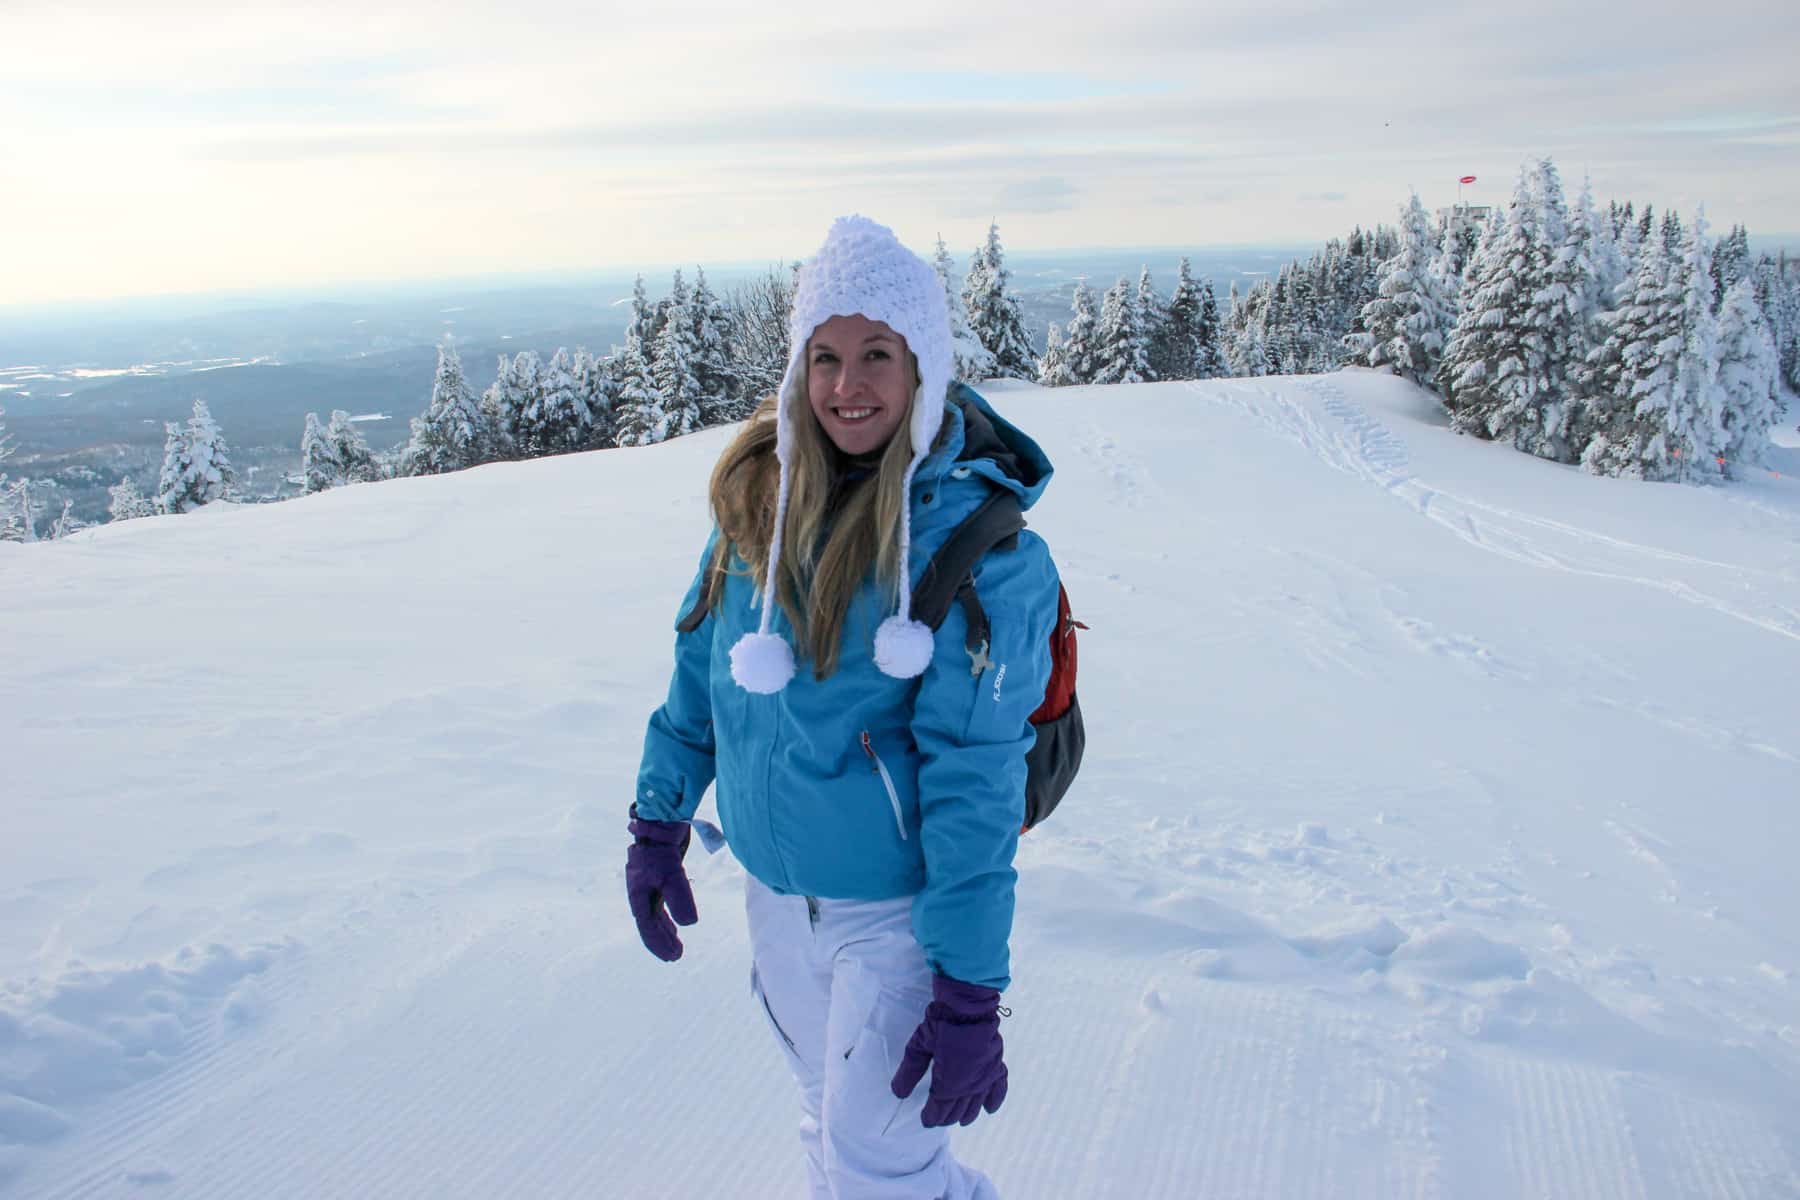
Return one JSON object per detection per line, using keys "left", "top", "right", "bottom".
{"left": 1459, "top": 175, "right": 1477, "bottom": 184}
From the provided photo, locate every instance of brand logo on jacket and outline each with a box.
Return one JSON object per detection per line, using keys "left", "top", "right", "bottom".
{"left": 991, "top": 663, "right": 1007, "bottom": 703}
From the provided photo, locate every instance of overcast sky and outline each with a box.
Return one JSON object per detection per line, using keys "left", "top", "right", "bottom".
{"left": 3, "top": 0, "right": 1796, "bottom": 304}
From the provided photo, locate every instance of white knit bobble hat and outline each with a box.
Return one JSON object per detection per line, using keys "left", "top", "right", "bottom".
{"left": 728, "top": 215, "right": 954, "bottom": 695}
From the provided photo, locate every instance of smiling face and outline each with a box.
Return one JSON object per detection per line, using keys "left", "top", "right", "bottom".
{"left": 804, "top": 314, "right": 914, "bottom": 457}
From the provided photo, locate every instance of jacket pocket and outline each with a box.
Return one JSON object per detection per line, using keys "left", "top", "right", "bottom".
{"left": 859, "top": 731, "right": 907, "bottom": 841}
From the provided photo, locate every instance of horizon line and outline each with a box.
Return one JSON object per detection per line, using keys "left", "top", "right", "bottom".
{"left": 0, "top": 237, "right": 1383, "bottom": 316}
{"left": 9, "top": 231, "right": 1800, "bottom": 320}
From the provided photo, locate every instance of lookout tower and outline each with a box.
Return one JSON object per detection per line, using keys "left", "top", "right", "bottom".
{"left": 1438, "top": 203, "right": 1494, "bottom": 239}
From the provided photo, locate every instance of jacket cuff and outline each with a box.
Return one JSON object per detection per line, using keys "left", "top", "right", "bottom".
{"left": 628, "top": 803, "right": 691, "bottom": 848}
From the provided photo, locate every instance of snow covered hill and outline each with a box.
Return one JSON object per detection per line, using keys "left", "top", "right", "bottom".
{"left": 4, "top": 371, "right": 1798, "bottom": 1198}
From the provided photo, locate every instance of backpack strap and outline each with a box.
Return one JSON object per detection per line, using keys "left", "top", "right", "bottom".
{"left": 910, "top": 488, "right": 1025, "bottom": 633}
{"left": 913, "top": 488, "right": 1026, "bottom": 670}
{"left": 676, "top": 567, "right": 718, "bottom": 633}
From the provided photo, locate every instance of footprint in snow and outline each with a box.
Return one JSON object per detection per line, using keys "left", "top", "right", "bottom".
{"left": 1391, "top": 614, "right": 1525, "bottom": 681}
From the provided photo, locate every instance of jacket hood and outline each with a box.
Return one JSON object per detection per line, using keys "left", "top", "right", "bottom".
{"left": 919, "top": 383, "right": 1054, "bottom": 511}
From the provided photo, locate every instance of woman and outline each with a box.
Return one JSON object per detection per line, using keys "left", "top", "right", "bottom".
{"left": 628, "top": 216, "right": 1058, "bottom": 1200}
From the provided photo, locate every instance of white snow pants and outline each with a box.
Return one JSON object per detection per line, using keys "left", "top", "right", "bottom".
{"left": 746, "top": 875, "right": 1000, "bottom": 1200}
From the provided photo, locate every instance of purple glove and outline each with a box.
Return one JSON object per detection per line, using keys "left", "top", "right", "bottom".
{"left": 626, "top": 805, "right": 697, "bottom": 962}
{"left": 890, "top": 975, "right": 1008, "bottom": 1128}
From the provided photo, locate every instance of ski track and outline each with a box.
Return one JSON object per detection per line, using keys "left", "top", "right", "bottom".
{"left": 1491, "top": 1056, "right": 1647, "bottom": 1200}
{"left": 4, "top": 916, "right": 1792, "bottom": 1195}
{"left": 1202, "top": 376, "right": 1800, "bottom": 646}
{"left": 1011, "top": 817, "right": 1800, "bottom": 1198}
{"left": 1618, "top": 1077, "right": 1800, "bottom": 1200}
{"left": 14, "top": 883, "right": 799, "bottom": 1200}
{"left": 27, "top": 825, "right": 1798, "bottom": 1199}
{"left": 0, "top": 940, "right": 302, "bottom": 1192}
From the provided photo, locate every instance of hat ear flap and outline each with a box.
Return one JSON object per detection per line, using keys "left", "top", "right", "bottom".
{"left": 775, "top": 341, "right": 809, "bottom": 466}
{"left": 727, "top": 342, "right": 806, "bottom": 696}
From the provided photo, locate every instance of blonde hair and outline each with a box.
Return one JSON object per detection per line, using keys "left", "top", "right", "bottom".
{"left": 706, "top": 358, "right": 931, "bottom": 679}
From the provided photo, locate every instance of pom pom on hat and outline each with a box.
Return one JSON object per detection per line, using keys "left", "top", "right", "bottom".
{"left": 874, "top": 616, "right": 935, "bottom": 680}
{"left": 730, "top": 631, "right": 796, "bottom": 694}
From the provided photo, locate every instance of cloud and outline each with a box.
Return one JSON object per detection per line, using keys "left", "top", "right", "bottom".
{"left": 1727, "top": 130, "right": 1800, "bottom": 147}
{"left": 3, "top": 0, "right": 1797, "bottom": 302}
{"left": 1647, "top": 114, "right": 1800, "bottom": 135}
{"left": 183, "top": 94, "right": 1280, "bottom": 164}
{"left": 953, "top": 177, "right": 1080, "bottom": 218}
{"left": 834, "top": 70, "right": 1174, "bottom": 106}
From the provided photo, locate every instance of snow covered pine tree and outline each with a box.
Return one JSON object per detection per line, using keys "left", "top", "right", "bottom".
{"left": 962, "top": 224, "right": 1036, "bottom": 380}
{"left": 157, "top": 399, "right": 234, "bottom": 514}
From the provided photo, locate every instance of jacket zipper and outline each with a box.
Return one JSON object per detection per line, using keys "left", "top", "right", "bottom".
{"left": 860, "top": 731, "right": 907, "bottom": 841}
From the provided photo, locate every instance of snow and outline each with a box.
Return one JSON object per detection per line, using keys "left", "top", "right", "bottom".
{"left": 0, "top": 362, "right": 270, "bottom": 391}
{"left": 3, "top": 371, "right": 1798, "bottom": 1197}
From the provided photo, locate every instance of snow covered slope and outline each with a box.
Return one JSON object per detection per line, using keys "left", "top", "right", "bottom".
{"left": 4, "top": 371, "right": 1798, "bottom": 1198}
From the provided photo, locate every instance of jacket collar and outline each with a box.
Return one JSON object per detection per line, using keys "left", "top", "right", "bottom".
{"left": 918, "top": 384, "right": 1053, "bottom": 510}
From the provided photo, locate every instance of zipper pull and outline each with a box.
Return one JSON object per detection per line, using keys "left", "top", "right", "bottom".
{"left": 860, "top": 730, "right": 878, "bottom": 772}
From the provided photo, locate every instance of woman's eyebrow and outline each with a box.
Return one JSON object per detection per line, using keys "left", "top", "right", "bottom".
{"left": 811, "top": 332, "right": 900, "bottom": 351}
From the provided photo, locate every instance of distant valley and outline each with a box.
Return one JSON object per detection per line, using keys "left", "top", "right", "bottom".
{"left": 1, "top": 247, "right": 1306, "bottom": 522}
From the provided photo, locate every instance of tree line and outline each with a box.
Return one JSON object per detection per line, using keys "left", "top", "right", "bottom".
{"left": 1133, "top": 159, "right": 1796, "bottom": 481}
{"left": 365, "top": 231, "right": 1045, "bottom": 484}
{"left": 382, "top": 171, "right": 1797, "bottom": 488}
{"left": 1370, "top": 159, "right": 1793, "bottom": 481}
{"left": 13, "top": 179, "right": 1795, "bottom": 541}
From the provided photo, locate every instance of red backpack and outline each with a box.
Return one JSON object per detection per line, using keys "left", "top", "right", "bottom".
{"left": 911, "top": 490, "right": 1086, "bottom": 832}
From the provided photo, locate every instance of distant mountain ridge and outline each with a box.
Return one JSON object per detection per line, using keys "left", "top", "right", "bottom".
{"left": 1, "top": 247, "right": 1308, "bottom": 522}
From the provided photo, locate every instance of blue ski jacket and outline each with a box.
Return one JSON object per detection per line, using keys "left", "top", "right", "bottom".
{"left": 635, "top": 384, "right": 1058, "bottom": 990}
